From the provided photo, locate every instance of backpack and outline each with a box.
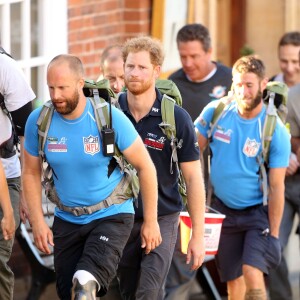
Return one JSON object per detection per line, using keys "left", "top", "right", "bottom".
{"left": 0, "top": 47, "right": 20, "bottom": 158}
{"left": 37, "top": 79, "right": 139, "bottom": 216}
{"left": 155, "top": 79, "right": 187, "bottom": 205}
{"left": 120, "top": 78, "right": 188, "bottom": 205}
{"left": 207, "top": 81, "right": 288, "bottom": 205}
{"left": 38, "top": 78, "right": 188, "bottom": 215}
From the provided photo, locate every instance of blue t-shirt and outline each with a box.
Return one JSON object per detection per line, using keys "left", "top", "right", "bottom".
{"left": 194, "top": 100, "right": 291, "bottom": 209}
{"left": 25, "top": 98, "right": 138, "bottom": 224}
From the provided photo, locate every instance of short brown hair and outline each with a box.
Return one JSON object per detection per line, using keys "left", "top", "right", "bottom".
{"left": 232, "top": 55, "right": 266, "bottom": 80}
{"left": 100, "top": 44, "right": 123, "bottom": 69}
{"left": 176, "top": 23, "right": 211, "bottom": 52}
{"left": 278, "top": 31, "right": 300, "bottom": 47}
{"left": 122, "top": 36, "right": 164, "bottom": 66}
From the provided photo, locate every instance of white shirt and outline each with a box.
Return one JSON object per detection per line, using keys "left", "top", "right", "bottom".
{"left": 0, "top": 53, "right": 36, "bottom": 178}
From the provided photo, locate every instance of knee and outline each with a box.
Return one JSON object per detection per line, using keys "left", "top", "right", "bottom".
{"left": 243, "top": 264, "right": 264, "bottom": 288}
{"left": 227, "top": 276, "right": 246, "bottom": 300}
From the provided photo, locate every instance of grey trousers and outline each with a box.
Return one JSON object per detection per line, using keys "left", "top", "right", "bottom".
{"left": 165, "top": 226, "right": 197, "bottom": 300}
{"left": 118, "top": 213, "right": 179, "bottom": 300}
{"left": 0, "top": 177, "right": 21, "bottom": 300}
{"left": 268, "top": 175, "right": 300, "bottom": 300}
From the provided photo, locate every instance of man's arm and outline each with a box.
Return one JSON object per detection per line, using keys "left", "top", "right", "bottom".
{"left": 19, "top": 137, "right": 29, "bottom": 223}
{"left": 180, "top": 159, "right": 206, "bottom": 270}
{"left": 268, "top": 167, "right": 287, "bottom": 238}
{"left": 10, "top": 102, "right": 33, "bottom": 223}
{"left": 0, "top": 161, "right": 15, "bottom": 240}
{"left": 196, "top": 129, "right": 209, "bottom": 154}
{"left": 122, "top": 136, "right": 162, "bottom": 254}
{"left": 285, "top": 137, "right": 300, "bottom": 176}
{"left": 292, "top": 136, "right": 300, "bottom": 161}
{"left": 22, "top": 149, "right": 54, "bottom": 254}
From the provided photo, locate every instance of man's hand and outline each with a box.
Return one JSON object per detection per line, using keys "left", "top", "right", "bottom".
{"left": 31, "top": 219, "right": 54, "bottom": 254}
{"left": 1, "top": 213, "right": 15, "bottom": 241}
{"left": 286, "top": 153, "right": 299, "bottom": 176}
{"left": 140, "top": 220, "right": 162, "bottom": 254}
{"left": 186, "top": 235, "right": 205, "bottom": 271}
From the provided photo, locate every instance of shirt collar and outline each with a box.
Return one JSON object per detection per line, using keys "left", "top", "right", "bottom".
{"left": 121, "top": 88, "right": 163, "bottom": 117}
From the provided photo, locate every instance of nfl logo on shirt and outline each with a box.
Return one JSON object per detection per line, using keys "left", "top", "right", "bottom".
{"left": 83, "top": 135, "right": 100, "bottom": 155}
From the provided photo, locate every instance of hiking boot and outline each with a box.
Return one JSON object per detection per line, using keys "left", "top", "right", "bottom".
{"left": 72, "top": 278, "right": 97, "bottom": 300}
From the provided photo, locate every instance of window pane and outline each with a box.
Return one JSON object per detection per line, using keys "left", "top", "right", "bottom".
{"left": 11, "top": 2, "right": 21, "bottom": 60}
{"left": 31, "top": 0, "right": 38, "bottom": 57}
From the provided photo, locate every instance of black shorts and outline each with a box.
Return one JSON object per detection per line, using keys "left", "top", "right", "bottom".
{"left": 211, "top": 198, "right": 281, "bottom": 282}
{"left": 52, "top": 213, "right": 134, "bottom": 299}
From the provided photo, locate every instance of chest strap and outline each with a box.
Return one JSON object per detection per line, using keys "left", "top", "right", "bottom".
{"left": 43, "top": 173, "right": 133, "bottom": 216}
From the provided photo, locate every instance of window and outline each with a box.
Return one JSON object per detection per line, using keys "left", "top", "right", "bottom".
{"left": 0, "top": 0, "right": 67, "bottom": 106}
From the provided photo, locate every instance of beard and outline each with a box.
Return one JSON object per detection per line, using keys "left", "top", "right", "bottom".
{"left": 52, "top": 89, "right": 80, "bottom": 115}
{"left": 124, "top": 77, "right": 153, "bottom": 96}
{"left": 237, "top": 90, "right": 262, "bottom": 112}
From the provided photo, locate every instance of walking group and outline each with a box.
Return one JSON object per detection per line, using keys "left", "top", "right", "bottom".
{"left": 0, "top": 23, "right": 299, "bottom": 300}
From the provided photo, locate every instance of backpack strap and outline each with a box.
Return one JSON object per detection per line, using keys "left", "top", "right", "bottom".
{"left": 37, "top": 94, "right": 139, "bottom": 215}
{"left": 207, "top": 93, "right": 234, "bottom": 141}
{"left": 0, "top": 90, "right": 19, "bottom": 157}
{"left": 258, "top": 82, "right": 289, "bottom": 205}
{"left": 0, "top": 47, "right": 13, "bottom": 58}
{"left": 37, "top": 100, "right": 54, "bottom": 160}
{"left": 256, "top": 91, "right": 278, "bottom": 206}
{"left": 90, "top": 90, "right": 140, "bottom": 204}
{"left": 159, "top": 95, "right": 187, "bottom": 205}
{"left": 37, "top": 100, "right": 56, "bottom": 215}
{"left": 262, "top": 91, "right": 278, "bottom": 164}
{"left": 160, "top": 94, "right": 176, "bottom": 141}
{"left": 206, "top": 94, "right": 234, "bottom": 206}
{"left": 46, "top": 174, "right": 134, "bottom": 216}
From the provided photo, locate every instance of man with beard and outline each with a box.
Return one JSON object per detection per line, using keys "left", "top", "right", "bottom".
{"left": 165, "top": 23, "right": 232, "bottom": 300}
{"left": 116, "top": 36, "right": 206, "bottom": 300}
{"left": 22, "top": 54, "right": 161, "bottom": 300}
{"left": 195, "top": 55, "right": 291, "bottom": 300}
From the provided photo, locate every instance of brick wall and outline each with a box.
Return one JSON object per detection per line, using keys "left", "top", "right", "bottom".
{"left": 68, "top": 0, "right": 152, "bottom": 80}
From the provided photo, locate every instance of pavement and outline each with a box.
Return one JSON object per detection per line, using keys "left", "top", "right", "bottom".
{"left": 13, "top": 219, "right": 299, "bottom": 299}
{"left": 13, "top": 273, "right": 299, "bottom": 300}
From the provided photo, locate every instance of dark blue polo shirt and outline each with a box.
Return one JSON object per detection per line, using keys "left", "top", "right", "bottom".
{"left": 119, "top": 89, "right": 200, "bottom": 219}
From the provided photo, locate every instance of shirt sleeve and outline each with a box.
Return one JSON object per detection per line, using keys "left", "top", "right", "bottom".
{"left": 286, "top": 86, "right": 300, "bottom": 137}
{"left": 174, "top": 106, "right": 199, "bottom": 162}
{"left": 24, "top": 107, "right": 41, "bottom": 157}
{"left": 111, "top": 106, "right": 138, "bottom": 152}
{"left": 194, "top": 100, "right": 219, "bottom": 138}
{"left": 268, "top": 118, "right": 291, "bottom": 168}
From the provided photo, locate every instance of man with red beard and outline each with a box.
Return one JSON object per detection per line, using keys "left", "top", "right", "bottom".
{"left": 116, "top": 36, "right": 206, "bottom": 300}
{"left": 194, "top": 55, "right": 290, "bottom": 300}
{"left": 22, "top": 54, "right": 161, "bottom": 300}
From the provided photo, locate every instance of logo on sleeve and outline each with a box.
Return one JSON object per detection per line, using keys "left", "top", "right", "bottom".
{"left": 243, "top": 138, "right": 260, "bottom": 157}
{"left": 47, "top": 137, "right": 67, "bottom": 152}
{"left": 214, "top": 128, "right": 232, "bottom": 144}
{"left": 83, "top": 135, "right": 100, "bottom": 155}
